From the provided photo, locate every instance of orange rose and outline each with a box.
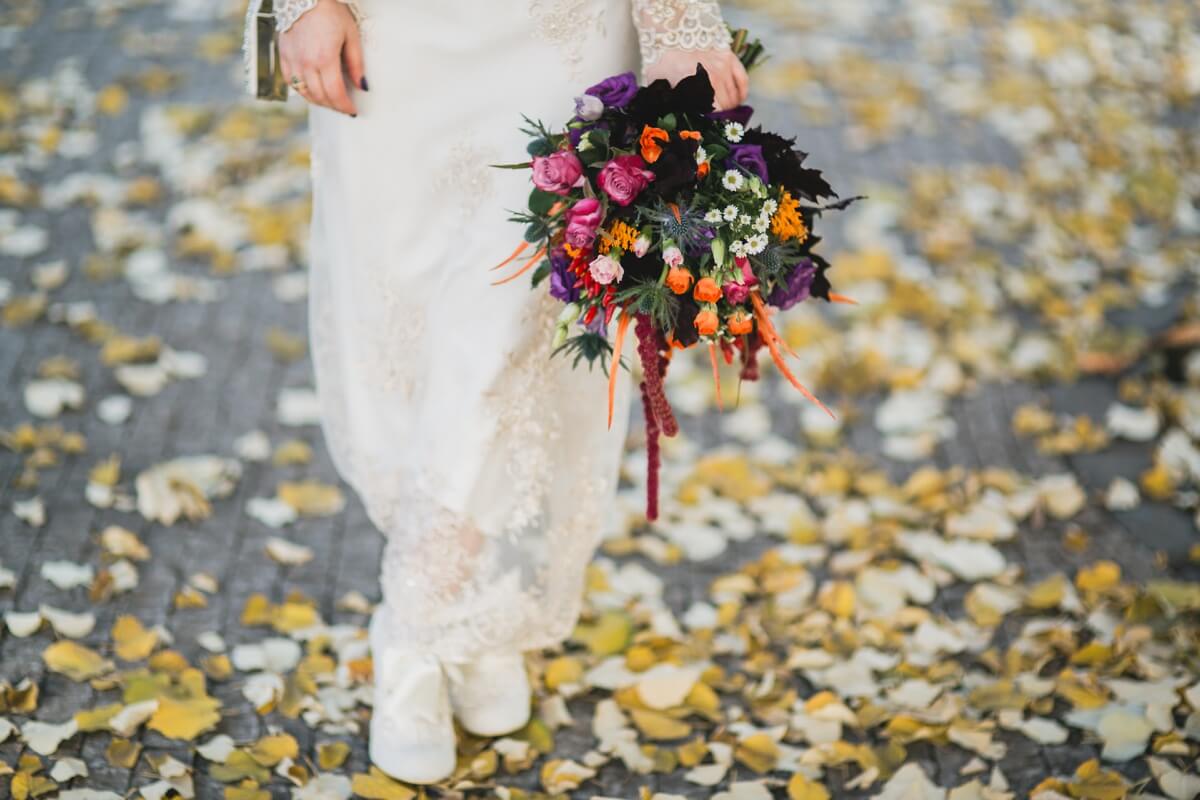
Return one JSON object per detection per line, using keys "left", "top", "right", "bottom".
{"left": 679, "top": 130, "right": 702, "bottom": 141}
{"left": 665, "top": 266, "right": 693, "bottom": 295}
{"left": 693, "top": 276, "right": 722, "bottom": 304}
{"left": 694, "top": 308, "right": 719, "bottom": 336}
{"left": 639, "top": 125, "right": 670, "bottom": 164}
{"left": 697, "top": 161, "right": 710, "bottom": 178}
{"left": 727, "top": 310, "right": 754, "bottom": 335}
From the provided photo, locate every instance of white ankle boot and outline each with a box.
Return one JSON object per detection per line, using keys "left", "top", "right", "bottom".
{"left": 368, "top": 618, "right": 457, "bottom": 784}
{"left": 445, "top": 651, "right": 532, "bottom": 737}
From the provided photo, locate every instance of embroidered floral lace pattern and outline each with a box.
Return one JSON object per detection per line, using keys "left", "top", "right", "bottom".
{"left": 631, "top": 0, "right": 732, "bottom": 68}
{"left": 528, "top": 0, "right": 607, "bottom": 79}
{"left": 433, "top": 138, "right": 502, "bottom": 219}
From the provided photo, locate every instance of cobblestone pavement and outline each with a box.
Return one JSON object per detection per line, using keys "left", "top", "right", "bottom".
{"left": 1, "top": 1, "right": 1198, "bottom": 799}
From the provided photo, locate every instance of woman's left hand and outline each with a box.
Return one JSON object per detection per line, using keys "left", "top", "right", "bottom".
{"left": 644, "top": 48, "right": 750, "bottom": 111}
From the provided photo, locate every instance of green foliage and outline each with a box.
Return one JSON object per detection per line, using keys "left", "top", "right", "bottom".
{"left": 552, "top": 332, "right": 614, "bottom": 373}
{"left": 616, "top": 280, "right": 678, "bottom": 332}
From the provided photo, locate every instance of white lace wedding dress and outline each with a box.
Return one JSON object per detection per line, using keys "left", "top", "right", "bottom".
{"left": 246, "top": 0, "right": 732, "bottom": 662}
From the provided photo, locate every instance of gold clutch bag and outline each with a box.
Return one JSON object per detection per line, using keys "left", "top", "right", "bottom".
{"left": 246, "top": 0, "right": 290, "bottom": 101}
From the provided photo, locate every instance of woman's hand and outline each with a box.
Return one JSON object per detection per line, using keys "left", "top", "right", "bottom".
{"left": 644, "top": 48, "right": 749, "bottom": 111}
{"left": 277, "top": 0, "right": 365, "bottom": 117}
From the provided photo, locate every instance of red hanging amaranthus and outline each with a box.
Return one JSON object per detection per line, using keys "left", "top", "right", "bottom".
{"left": 634, "top": 312, "right": 677, "bottom": 520}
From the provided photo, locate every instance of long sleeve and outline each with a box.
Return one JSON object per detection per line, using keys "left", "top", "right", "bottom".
{"left": 630, "top": 0, "right": 733, "bottom": 71}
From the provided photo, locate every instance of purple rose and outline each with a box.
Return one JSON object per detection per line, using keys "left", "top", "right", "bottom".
{"left": 548, "top": 246, "right": 579, "bottom": 302}
{"left": 709, "top": 105, "right": 755, "bottom": 126}
{"left": 597, "top": 154, "right": 654, "bottom": 207}
{"left": 728, "top": 144, "right": 770, "bottom": 184}
{"left": 585, "top": 71, "right": 639, "bottom": 109}
{"left": 767, "top": 259, "right": 816, "bottom": 310}
{"left": 564, "top": 197, "right": 603, "bottom": 249}
{"left": 532, "top": 150, "right": 584, "bottom": 196}
{"left": 722, "top": 280, "right": 750, "bottom": 305}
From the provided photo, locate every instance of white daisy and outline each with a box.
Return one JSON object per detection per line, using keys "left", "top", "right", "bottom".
{"left": 739, "top": 214, "right": 753, "bottom": 228}
{"left": 747, "top": 234, "right": 768, "bottom": 255}
{"left": 730, "top": 240, "right": 747, "bottom": 256}
{"left": 723, "top": 205, "right": 739, "bottom": 222}
{"left": 705, "top": 209, "right": 723, "bottom": 224}
{"left": 695, "top": 145, "right": 708, "bottom": 165}
{"left": 724, "top": 122, "right": 745, "bottom": 142}
{"left": 754, "top": 215, "right": 770, "bottom": 233}
{"left": 762, "top": 199, "right": 778, "bottom": 214}
{"left": 722, "top": 170, "right": 745, "bottom": 191}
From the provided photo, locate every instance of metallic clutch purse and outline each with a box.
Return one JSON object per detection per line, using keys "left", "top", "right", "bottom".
{"left": 245, "top": 0, "right": 290, "bottom": 101}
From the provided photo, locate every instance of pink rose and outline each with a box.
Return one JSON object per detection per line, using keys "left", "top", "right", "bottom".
{"left": 588, "top": 254, "right": 624, "bottom": 285}
{"left": 564, "top": 198, "right": 603, "bottom": 250}
{"left": 723, "top": 280, "right": 750, "bottom": 305}
{"left": 633, "top": 234, "right": 651, "bottom": 258}
{"left": 597, "top": 154, "right": 654, "bottom": 207}
{"left": 532, "top": 151, "right": 584, "bottom": 196}
{"left": 663, "top": 246, "right": 683, "bottom": 267}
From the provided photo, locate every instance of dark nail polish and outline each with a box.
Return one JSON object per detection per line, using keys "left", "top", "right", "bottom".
{"left": 351, "top": 113, "right": 358, "bottom": 118}
{"left": 360, "top": 77, "right": 369, "bottom": 92}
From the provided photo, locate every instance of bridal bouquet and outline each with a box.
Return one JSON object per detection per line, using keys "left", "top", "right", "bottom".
{"left": 492, "top": 33, "right": 855, "bottom": 520}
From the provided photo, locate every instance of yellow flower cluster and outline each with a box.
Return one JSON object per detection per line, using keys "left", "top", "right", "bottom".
{"left": 771, "top": 191, "right": 809, "bottom": 243}
{"left": 598, "top": 220, "right": 640, "bottom": 255}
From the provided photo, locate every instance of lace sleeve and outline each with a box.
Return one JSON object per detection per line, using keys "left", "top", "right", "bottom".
{"left": 630, "top": 0, "right": 733, "bottom": 70}
{"left": 272, "top": 0, "right": 365, "bottom": 32}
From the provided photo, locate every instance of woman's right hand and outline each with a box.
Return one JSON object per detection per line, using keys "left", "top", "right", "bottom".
{"left": 277, "top": 0, "right": 366, "bottom": 117}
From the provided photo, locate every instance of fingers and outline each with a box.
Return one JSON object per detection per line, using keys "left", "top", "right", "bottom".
{"left": 304, "top": 67, "right": 330, "bottom": 109}
{"left": 714, "top": 71, "right": 738, "bottom": 112}
{"left": 731, "top": 57, "right": 750, "bottom": 106}
{"left": 319, "top": 60, "right": 357, "bottom": 116}
{"left": 342, "top": 28, "right": 368, "bottom": 92}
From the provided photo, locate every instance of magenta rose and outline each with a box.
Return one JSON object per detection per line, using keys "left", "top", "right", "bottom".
{"left": 564, "top": 197, "right": 602, "bottom": 249}
{"left": 597, "top": 154, "right": 654, "bottom": 207}
{"left": 723, "top": 280, "right": 750, "bottom": 305}
{"left": 531, "top": 150, "right": 584, "bottom": 196}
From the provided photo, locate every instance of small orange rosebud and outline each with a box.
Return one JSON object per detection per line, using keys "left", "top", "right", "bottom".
{"left": 679, "top": 130, "right": 702, "bottom": 141}
{"left": 727, "top": 310, "right": 754, "bottom": 335}
{"left": 665, "top": 266, "right": 693, "bottom": 295}
{"left": 639, "top": 125, "right": 670, "bottom": 164}
{"left": 694, "top": 308, "right": 719, "bottom": 336}
{"left": 697, "top": 161, "right": 710, "bottom": 178}
{"left": 693, "top": 276, "right": 722, "bottom": 304}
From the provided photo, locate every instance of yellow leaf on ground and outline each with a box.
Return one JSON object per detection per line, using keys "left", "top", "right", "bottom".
{"left": 112, "top": 615, "right": 159, "bottom": 662}
{"left": 630, "top": 708, "right": 691, "bottom": 741}
{"left": 317, "top": 741, "right": 350, "bottom": 770}
{"left": 351, "top": 767, "right": 418, "bottom": 800}
{"left": 42, "top": 641, "right": 113, "bottom": 682}
{"left": 788, "top": 773, "right": 832, "bottom": 800}
{"left": 147, "top": 696, "right": 221, "bottom": 741}
{"left": 247, "top": 733, "right": 298, "bottom": 767}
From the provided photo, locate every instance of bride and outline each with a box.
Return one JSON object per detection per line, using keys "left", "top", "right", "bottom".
{"left": 245, "top": 0, "right": 748, "bottom": 784}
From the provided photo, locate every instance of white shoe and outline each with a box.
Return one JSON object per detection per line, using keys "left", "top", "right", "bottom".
{"left": 368, "top": 617, "right": 457, "bottom": 784}
{"left": 445, "top": 650, "right": 532, "bottom": 737}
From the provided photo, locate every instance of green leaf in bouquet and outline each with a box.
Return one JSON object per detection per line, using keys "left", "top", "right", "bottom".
{"left": 527, "top": 138, "right": 555, "bottom": 157}
{"left": 528, "top": 188, "right": 559, "bottom": 216}
{"left": 658, "top": 112, "right": 678, "bottom": 132}
{"left": 524, "top": 221, "right": 549, "bottom": 243}
{"left": 530, "top": 258, "right": 552, "bottom": 288}
{"left": 705, "top": 143, "right": 729, "bottom": 162}
{"left": 552, "top": 332, "right": 613, "bottom": 373}
{"left": 615, "top": 280, "right": 678, "bottom": 332}
{"left": 489, "top": 161, "right": 534, "bottom": 170}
